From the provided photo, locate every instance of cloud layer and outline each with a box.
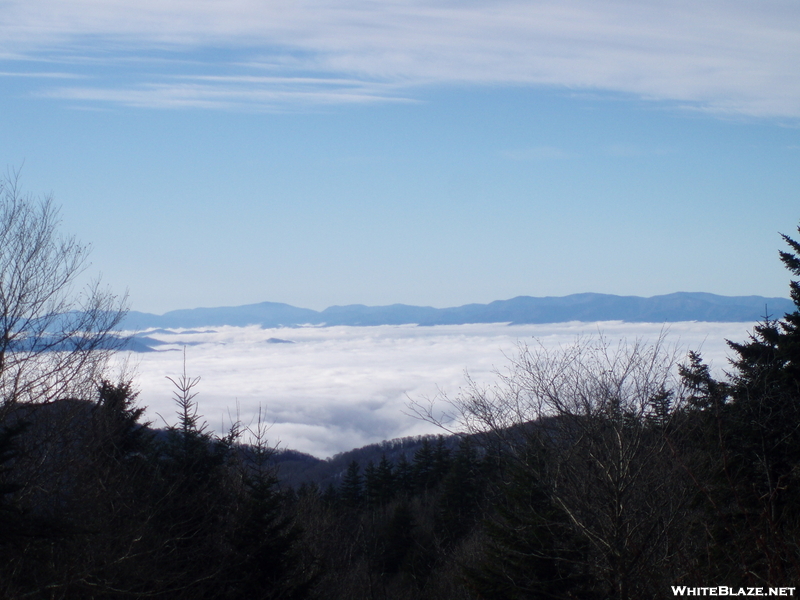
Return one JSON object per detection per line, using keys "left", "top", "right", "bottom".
{"left": 118, "top": 321, "right": 754, "bottom": 458}
{"left": 3, "top": 0, "right": 800, "bottom": 115}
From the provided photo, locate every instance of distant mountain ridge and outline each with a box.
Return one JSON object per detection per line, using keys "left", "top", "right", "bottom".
{"left": 122, "top": 292, "right": 794, "bottom": 331}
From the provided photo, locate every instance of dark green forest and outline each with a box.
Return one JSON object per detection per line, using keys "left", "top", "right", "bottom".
{"left": 3, "top": 176, "right": 800, "bottom": 599}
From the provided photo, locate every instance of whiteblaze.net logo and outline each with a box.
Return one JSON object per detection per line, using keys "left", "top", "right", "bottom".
{"left": 672, "top": 587, "right": 796, "bottom": 597}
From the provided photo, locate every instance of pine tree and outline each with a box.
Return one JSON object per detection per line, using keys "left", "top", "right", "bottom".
{"left": 381, "top": 501, "right": 415, "bottom": 575}
{"left": 777, "top": 229, "right": 800, "bottom": 382}
{"left": 227, "top": 435, "right": 312, "bottom": 600}
{"left": 412, "top": 438, "right": 436, "bottom": 492}
{"left": 364, "top": 460, "right": 379, "bottom": 507}
{"left": 394, "top": 454, "right": 413, "bottom": 496}
{"left": 435, "top": 436, "right": 484, "bottom": 546}
{"left": 679, "top": 350, "right": 729, "bottom": 412}
{"left": 432, "top": 435, "right": 451, "bottom": 479}
{"left": 725, "top": 229, "right": 800, "bottom": 546}
{"left": 467, "top": 444, "right": 590, "bottom": 600}
{"left": 148, "top": 360, "right": 236, "bottom": 597}
{"left": 340, "top": 461, "right": 363, "bottom": 507}
{"left": 94, "top": 379, "right": 149, "bottom": 461}
{"left": 375, "top": 454, "right": 395, "bottom": 506}
{"left": 679, "top": 224, "right": 800, "bottom": 585}
{"left": 646, "top": 386, "right": 673, "bottom": 429}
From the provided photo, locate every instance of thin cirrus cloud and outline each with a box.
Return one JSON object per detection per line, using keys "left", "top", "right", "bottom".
{"left": 122, "top": 321, "right": 753, "bottom": 458}
{"left": 40, "top": 78, "right": 411, "bottom": 110}
{"left": 1, "top": 0, "right": 799, "bottom": 116}
{"left": 0, "top": 71, "right": 81, "bottom": 79}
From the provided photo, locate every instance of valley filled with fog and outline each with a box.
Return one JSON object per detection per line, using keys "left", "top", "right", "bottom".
{"left": 118, "top": 321, "right": 756, "bottom": 458}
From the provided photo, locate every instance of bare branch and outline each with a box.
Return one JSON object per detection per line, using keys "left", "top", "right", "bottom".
{"left": 0, "top": 172, "right": 128, "bottom": 407}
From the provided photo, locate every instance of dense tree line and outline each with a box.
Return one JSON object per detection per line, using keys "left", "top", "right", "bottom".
{"left": 3, "top": 177, "right": 800, "bottom": 598}
{"left": 0, "top": 380, "right": 314, "bottom": 599}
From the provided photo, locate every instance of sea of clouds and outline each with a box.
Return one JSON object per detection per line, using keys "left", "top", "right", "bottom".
{"left": 116, "top": 321, "right": 757, "bottom": 458}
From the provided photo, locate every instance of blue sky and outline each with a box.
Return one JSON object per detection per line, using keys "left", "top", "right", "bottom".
{"left": 2, "top": 0, "right": 800, "bottom": 314}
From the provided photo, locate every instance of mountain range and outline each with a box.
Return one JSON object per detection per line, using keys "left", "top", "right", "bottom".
{"left": 122, "top": 292, "right": 794, "bottom": 331}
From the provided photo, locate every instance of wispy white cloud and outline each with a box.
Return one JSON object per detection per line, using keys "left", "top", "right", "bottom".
{"left": 117, "top": 321, "right": 752, "bottom": 458}
{"left": 2, "top": 0, "right": 799, "bottom": 115}
{"left": 39, "top": 74, "right": 413, "bottom": 109}
{"left": 0, "top": 71, "right": 81, "bottom": 78}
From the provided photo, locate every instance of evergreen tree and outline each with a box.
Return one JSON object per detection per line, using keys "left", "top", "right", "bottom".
{"left": 227, "top": 431, "right": 312, "bottom": 600}
{"left": 433, "top": 435, "right": 452, "bottom": 479}
{"left": 147, "top": 361, "right": 237, "bottom": 597}
{"left": 467, "top": 445, "right": 591, "bottom": 600}
{"left": 380, "top": 501, "right": 415, "bottom": 575}
{"left": 679, "top": 350, "right": 729, "bottom": 412}
{"left": 646, "top": 386, "right": 674, "bottom": 429}
{"left": 720, "top": 229, "right": 800, "bottom": 582}
{"left": 412, "top": 437, "right": 436, "bottom": 492}
{"left": 340, "top": 461, "right": 363, "bottom": 507}
{"left": 364, "top": 460, "right": 379, "bottom": 507}
{"left": 436, "top": 436, "right": 484, "bottom": 546}
{"left": 679, "top": 224, "right": 800, "bottom": 585}
{"left": 94, "top": 379, "right": 149, "bottom": 461}
{"left": 394, "top": 453, "right": 413, "bottom": 496}
{"left": 374, "top": 454, "right": 395, "bottom": 506}
{"left": 321, "top": 482, "right": 338, "bottom": 506}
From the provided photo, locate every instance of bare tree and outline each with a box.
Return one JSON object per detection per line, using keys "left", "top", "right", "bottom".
{"left": 414, "top": 334, "right": 694, "bottom": 599}
{"left": 0, "top": 172, "right": 127, "bottom": 406}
